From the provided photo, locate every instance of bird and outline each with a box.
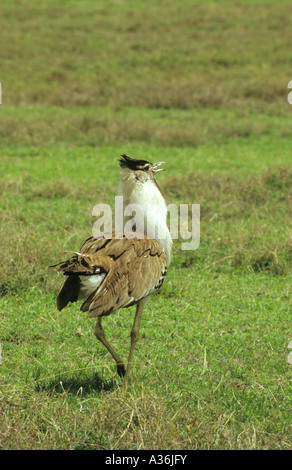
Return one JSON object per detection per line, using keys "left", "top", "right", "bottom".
{"left": 50, "top": 154, "right": 172, "bottom": 386}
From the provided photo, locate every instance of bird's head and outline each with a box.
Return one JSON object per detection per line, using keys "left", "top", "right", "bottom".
{"left": 119, "top": 154, "right": 165, "bottom": 183}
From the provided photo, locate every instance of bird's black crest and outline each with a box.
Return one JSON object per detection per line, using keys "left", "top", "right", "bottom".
{"left": 119, "top": 154, "right": 152, "bottom": 171}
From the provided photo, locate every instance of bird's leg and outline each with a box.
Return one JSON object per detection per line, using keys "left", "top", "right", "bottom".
{"left": 124, "top": 297, "right": 148, "bottom": 387}
{"left": 94, "top": 316, "right": 126, "bottom": 378}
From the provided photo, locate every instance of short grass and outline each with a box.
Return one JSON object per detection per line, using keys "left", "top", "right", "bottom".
{"left": 0, "top": 0, "right": 291, "bottom": 450}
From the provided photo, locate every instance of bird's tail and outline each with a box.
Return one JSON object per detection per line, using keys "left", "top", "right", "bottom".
{"left": 49, "top": 252, "right": 113, "bottom": 311}
{"left": 56, "top": 275, "right": 81, "bottom": 311}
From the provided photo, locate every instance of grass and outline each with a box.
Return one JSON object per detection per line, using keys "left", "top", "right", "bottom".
{"left": 0, "top": 0, "right": 291, "bottom": 450}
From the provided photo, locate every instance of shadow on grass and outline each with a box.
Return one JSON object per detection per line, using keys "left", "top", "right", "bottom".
{"left": 35, "top": 372, "right": 117, "bottom": 396}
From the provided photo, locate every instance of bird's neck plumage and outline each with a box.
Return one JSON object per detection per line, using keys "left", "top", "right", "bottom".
{"left": 118, "top": 169, "right": 172, "bottom": 263}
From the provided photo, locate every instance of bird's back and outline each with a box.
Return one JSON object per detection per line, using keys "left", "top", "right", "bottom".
{"left": 53, "top": 233, "right": 167, "bottom": 318}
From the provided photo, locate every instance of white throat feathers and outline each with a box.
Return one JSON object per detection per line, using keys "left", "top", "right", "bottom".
{"left": 118, "top": 165, "right": 172, "bottom": 264}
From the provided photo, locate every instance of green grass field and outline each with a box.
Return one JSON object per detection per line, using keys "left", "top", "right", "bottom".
{"left": 0, "top": 0, "right": 291, "bottom": 450}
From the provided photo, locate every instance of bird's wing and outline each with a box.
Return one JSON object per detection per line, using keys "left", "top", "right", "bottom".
{"left": 85, "top": 235, "right": 167, "bottom": 318}
{"left": 127, "top": 247, "right": 167, "bottom": 302}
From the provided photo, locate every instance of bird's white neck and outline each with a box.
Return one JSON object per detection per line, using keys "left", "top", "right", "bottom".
{"left": 118, "top": 169, "right": 172, "bottom": 263}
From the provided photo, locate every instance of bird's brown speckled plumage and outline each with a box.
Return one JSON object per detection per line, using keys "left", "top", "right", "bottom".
{"left": 53, "top": 233, "right": 167, "bottom": 317}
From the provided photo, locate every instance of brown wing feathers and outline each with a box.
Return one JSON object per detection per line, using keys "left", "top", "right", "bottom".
{"left": 51, "top": 234, "right": 167, "bottom": 317}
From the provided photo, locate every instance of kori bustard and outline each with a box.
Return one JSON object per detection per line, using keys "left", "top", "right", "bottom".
{"left": 51, "top": 155, "right": 172, "bottom": 385}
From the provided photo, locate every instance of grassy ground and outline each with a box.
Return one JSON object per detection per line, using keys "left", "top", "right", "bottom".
{"left": 0, "top": 0, "right": 291, "bottom": 450}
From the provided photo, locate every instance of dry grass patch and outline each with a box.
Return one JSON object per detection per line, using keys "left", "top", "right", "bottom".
{"left": 1, "top": 0, "right": 291, "bottom": 113}
{"left": 166, "top": 166, "right": 292, "bottom": 274}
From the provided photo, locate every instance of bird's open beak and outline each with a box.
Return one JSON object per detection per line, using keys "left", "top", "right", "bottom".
{"left": 152, "top": 162, "right": 166, "bottom": 173}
